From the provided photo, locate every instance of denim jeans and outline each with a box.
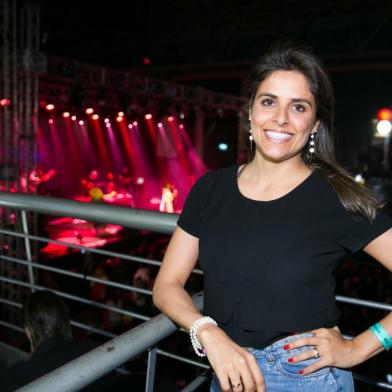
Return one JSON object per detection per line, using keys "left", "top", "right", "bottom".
{"left": 210, "top": 333, "right": 355, "bottom": 391}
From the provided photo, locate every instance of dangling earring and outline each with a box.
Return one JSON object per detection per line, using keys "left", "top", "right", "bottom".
{"left": 249, "top": 129, "right": 254, "bottom": 150}
{"left": 309, "top": 133, "right": 316, "bottom": 157}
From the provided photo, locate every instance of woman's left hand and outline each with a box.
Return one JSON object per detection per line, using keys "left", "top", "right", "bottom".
{"left": 284, "top": 327, "right": 361, "bottom": 375}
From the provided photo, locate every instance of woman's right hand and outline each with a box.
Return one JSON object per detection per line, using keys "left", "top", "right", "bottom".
{"left": 198, "top": 324, "right": 265, "bottom": 392}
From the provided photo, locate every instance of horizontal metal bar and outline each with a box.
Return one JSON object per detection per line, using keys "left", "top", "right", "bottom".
{"left": 353, "top": 372, "right": 392, "bottom": 390}
{"left": 0, "top": 229, "right": 203, "bottom": 275}
{"left": 335, "top": 295, "right": 392, "bottom": 312}
{"left": 15, "top": 293, "right": 204, "bottom": 392}
{"left": 0, "top": 297, "right": 23, "bottom": 308}
{"left": 0, "top": 192, "right": 178, "bottom": 234}
{"left": 157, "top": 349, "right": 209, "bottom": 369}
{"left": 70, "top": 320, "right": 116, "bottom": 339}
{"left": 0, "top": 320, "right": 24, "bottom": 333}
{"left": 0, "top": 255, "right": 152, "bottom": 295}
{"left": 0, "top": 277, "right": 150, "bottom": 321}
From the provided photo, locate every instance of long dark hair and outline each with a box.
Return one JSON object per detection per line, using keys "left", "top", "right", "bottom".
{"left": 23, "top": 290, "right": 72, "bottom": 350}
{"left": 246, "top": 43, "right": 379, "bottom": 222}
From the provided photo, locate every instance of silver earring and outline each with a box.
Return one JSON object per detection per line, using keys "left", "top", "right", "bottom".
{"left": 249, "top": 130, "right": 254, "bottom": 150}
{"left": 309, "top": 133, "right": 315, "bottom": 155}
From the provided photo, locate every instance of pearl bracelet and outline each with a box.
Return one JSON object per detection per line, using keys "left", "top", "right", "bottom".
{"left": 189, "top": 316, "right": 217, "bottom": 357}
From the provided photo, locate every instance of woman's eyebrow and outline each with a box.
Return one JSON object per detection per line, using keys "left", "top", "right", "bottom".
{"left": 256, "top": 92, "right": 313, "bottom": 107}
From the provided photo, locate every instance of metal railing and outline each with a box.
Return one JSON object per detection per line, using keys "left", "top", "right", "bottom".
{"left": 0, "top": 192, "right": 391, "bottom": 391}
{"left": 15, "top": 293, "right": 205, "bottom": 392}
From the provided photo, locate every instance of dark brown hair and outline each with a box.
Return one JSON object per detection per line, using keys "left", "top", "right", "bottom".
{"left": 23, "top": 290, "right": 72, "bottom": 350}
{"left": 246, "top": 42, "right": 380, "bottom": 222}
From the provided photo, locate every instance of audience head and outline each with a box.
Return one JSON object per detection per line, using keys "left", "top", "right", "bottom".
{"left": 23, "top": 290, "right": 72, "bottom": 351}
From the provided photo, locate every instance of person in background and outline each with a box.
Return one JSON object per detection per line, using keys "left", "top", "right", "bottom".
{"left": 0, "top": 290, "right": 109, "bottom": 391}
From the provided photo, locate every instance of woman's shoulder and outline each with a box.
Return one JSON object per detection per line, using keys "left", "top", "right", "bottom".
{"left": 194, "top": 165, "right": 237, "bottom": 187}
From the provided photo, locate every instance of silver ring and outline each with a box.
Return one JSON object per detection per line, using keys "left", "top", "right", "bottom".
{"left": 313, "top": 348, "right": 320, "bottom": 359}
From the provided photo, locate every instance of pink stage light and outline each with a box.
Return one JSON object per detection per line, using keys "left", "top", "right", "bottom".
{"left": 71, "top": 115, "right": 77, "bottom": 121}
{"left": 179, "top": 124, "right": 184, "bottom": 129}
{"left": 85, "top": 108, "right": 94, "bottom": 114}
{"left": 0, "top": 98, "right": 11, "bottom": 107}
{"left": 48, "top": 119, "right": 54, "bottom": 124}
{"left": 117, "top": 111, "right": 125, "bottom": 117}
{"left": 145, "top": 113, "right": 152, "bottom": 120}
{"left": 104, "top": 118, "right": 110, "bottom": 123}
{"left": 79, "top": 120, "right": 84, "bottom": 125}
{"left": 46, "top": 104, "right": 55, "bottom": 111}
{"left": 157, "top": 122, "right": 163, "bottom": 128}
{"left": 92, "top": 114, "right": 99, "bottom": 120}
{"left": 62, "top": 112, "right": 70, "bottom": 118}
{"left": 128, "top": 124, "right": 133, "bottom": 129}
{"left": 133, "top": 121, "right": 138, "bottom": 126}
{"left": 167, "top": 116, "right": 174, "bottom": 122}
{"left": 105, "top": 123, "right": 111, "bottom": 128}
{"left": 116, "top": 116, "right": 123, "bottom": 122}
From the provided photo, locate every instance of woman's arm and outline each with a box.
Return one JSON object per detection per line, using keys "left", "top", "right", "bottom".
{"left": 153, "top": 226, "right": 265, "bottom": 391}
{"left": 286, "top": 228, "right": 392, "bottom": 374}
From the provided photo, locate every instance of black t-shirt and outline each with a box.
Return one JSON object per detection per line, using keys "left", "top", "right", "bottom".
{"left": 177, "top": 166, "right": 392, "bottom": 348}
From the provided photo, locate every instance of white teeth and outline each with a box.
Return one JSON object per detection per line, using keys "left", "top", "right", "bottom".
{"left": 265, "top": 130, "right": 292, "bottom": 140}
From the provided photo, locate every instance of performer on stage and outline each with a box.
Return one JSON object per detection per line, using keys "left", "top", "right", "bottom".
{"left": 159, "top": 183, "right": 178, "bottom": 213}
{"left": 153, "top": 44, "right": 392, "bottom": 391}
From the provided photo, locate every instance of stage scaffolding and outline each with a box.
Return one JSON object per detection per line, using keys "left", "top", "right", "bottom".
{"left": 0, "top": 0, "right": 42, "bottom": 333}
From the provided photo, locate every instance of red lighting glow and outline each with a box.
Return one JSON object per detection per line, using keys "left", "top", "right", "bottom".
{"left": 167, "top": 116, "right": 174, "bottom": 122}
{"left": 85, "top": 108, "right": 94, "bottom": 114}
{"left": 143, "top": 57, "right": 151, "bottom": 65}
{"left": 62, "top": 112, "right": 70, "bottom": 118}
{"left": 48, "top": 119, "right": 54, "bottom": 124}
{"left": 0, "top": 98, "right": 11, "bottom": 107}
{"left": 116, "top": 116, "right": 123, "bottom": 122}
{"left": 145, "top": 113, "right": 152, "bottom": 120}
{"left": 46, "top": 104, "right": 55, "bottom": 111}
{"left": 71, "top": 115, "right": 77, "bottom": 121}
{"left": 377, "top": 108, "right": 392, "bottom": 121}
{"left": 179, "top": 124, "right": 184, "bottom": 129}
{"left": 92, "top": 114, "right": 99, "bottom": 120}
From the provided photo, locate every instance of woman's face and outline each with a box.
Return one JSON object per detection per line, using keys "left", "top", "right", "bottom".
{"left": 249, "top": 70, "right": 318, "bottom": 164}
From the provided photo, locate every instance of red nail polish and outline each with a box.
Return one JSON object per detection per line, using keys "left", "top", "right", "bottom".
{"left": 288, "top": 357, "right": 294, "bottom": 363}
{"left": 298, "top": 370, "right": 304, "bottom": 375}
{"left": 283, "top": 344, "right": 290, "bottom": 350}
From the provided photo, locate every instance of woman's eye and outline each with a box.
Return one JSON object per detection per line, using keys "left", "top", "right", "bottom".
{"left": 261, "top": 98, "right": 274, "bottom": 106}
{"left": 293, "top": 104, "right": 305, "bottom": 112}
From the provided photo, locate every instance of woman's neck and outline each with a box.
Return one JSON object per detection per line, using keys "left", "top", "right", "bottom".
{"left": 244, "top": 154, "right": 310, "bottom": 184}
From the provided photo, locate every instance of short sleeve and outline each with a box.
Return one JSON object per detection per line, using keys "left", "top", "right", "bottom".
{"left": 338, "top": 207, "right": 392, "bottom": 253}
{"left": 177, "top": 172, "right": 211, "bottom": 238}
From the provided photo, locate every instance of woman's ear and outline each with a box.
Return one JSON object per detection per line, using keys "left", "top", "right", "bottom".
{"left": 313, "top": 120, "right": 320, "bottom": 133}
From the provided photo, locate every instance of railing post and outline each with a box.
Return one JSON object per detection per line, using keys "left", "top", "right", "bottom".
{"left": 21, "top": 210, "right": 35, "bottom": 291}
{"left": 145, "top": 347, "right": 157, "bottom": 392}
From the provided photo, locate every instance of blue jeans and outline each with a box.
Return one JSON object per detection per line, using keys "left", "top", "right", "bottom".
{"left": 210, "top": 333, "right": 355, "bottom": 391}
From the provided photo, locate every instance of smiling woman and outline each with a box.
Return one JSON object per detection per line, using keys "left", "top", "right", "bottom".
{"left": 152, "top": 43, "right": 392, "bottom": 392}
{"left": 248, "top": 70, "right": 317, "bottom": 166}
